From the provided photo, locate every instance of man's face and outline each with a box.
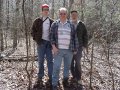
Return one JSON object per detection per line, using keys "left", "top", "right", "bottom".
{"left": 59, "top": 10, "right": 67, "bottom": 20}
{"left": 42, "top": 7, "right": 49, "bottom": 16}
{"left": 71, "top": 12, "right": 78, "bottom": 21}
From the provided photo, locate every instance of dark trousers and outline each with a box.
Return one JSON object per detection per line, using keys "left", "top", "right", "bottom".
{"left": 71, "top": 47, "right": 83, "bottom": 80}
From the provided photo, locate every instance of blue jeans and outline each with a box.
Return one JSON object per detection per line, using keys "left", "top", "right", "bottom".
{"left": 52, "top": 49, "right": 73, "bottom": 86}
{"left": 71, "top": 47, "right": 83, "bottom": 80}
{"left": 37, "top": 39, "right": 53, "bottom": 80}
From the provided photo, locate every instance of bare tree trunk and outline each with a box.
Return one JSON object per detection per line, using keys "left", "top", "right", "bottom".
{"left": 106, "top": 4, "right": 115, "bottom": 90}
{"left": 28, "top": 0, "right": 33, "bottom": 52}
{"left": 63, "top": 0, "right": 65, "bottom": 7}
{"left": 67, "top": 0, "right": 74, "bottom": 19}
{"left": 13, "top": 28, "right": 18, "bottom": 48}
{"left": 22, "top": 0, "right": 31, "bottom": 89}
{"left": 13, "top": 0, "right": 21, "bottom": 48}
{"left": 22, "top": 0, "right": 34, "bottom": 89}
{"left": 106, "top": 45, "right": 115, "bottom": 90}
{"left": 80, "top": 0, "right": 85, "bottom": 21}
{"left": 89, "top": 34, "right": 95, "bottom": 90}
{"left": 100, "top": 0, "right": 103, "bottom": 17}
{"left": 0, "top": 0, "right": 4, "bottom": 51}
{"left": 51, "top": 0, "right": 54, "bottom": 19}
{"left": 6, "top": 0, "right": 10, "bottom": 31}
{"left": 5, "top": 0, "right": 10, "bottom": 48}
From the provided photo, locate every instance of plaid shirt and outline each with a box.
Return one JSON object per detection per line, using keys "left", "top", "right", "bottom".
{"left": 50, "top": 20, "right": 79, "bottom": 51}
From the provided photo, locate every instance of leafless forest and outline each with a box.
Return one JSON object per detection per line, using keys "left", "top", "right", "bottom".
{"left": 0, "top": 0, "right": 120, "bottom": 90}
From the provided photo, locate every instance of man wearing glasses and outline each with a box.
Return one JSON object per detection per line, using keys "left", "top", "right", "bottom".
{"left": 50, "top": 7, "right": 78, "bottom": 90}
{"left": 31, "top": 4, "right": 54, "bottom": 89}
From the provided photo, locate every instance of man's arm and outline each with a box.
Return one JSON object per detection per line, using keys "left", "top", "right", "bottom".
{"left": 82, "top": 22, "right": 88, "bottom": 53}
{"left": 82, "top": 23, "right": 88, "bottom": 48}
{"left": 50, "top": 22, "right": 58, "bottom": 55}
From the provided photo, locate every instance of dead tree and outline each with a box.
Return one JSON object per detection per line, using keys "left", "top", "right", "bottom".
{"left": 89, "top": 33, "right": 95, "bottom": 90}
{"left": 67, "top": 0, "right": 74, "bottom": 19}
{"left": 22, "top": 0, "right": 32, "bottom": 89}
{"left": 80, "top": 0, "right": 85, "bottom": 22}
{"left": 13, "top": 0, "right": 21, "bottom": 49}
{"left": 51, "top": 0, "right": 55, "bottom": 19}
{"left": 0, "top": 0, "right": 4, "bottom": 52}
{"left": 22, "top": 0, "right": 34, "bottom": 89}
{"left": 4, "top": 0, "right": 10, "bottom": 48}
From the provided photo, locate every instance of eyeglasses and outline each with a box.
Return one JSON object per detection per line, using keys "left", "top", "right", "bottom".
{"left": 42, "top": 8, "right": 49, "bottom": 11}
{"left": 59, "top": 13, "right": 66, "bottom": 15}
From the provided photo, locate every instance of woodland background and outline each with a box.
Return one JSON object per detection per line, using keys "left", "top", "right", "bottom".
{"left": 0, "top": 0, "right": 120, "bottom": 90}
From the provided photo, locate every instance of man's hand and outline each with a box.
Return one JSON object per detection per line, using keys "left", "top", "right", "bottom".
{"left": 83, "top": 47, "right": 89, "bottom": 54}
{"left": 73, "top": 50, "right": 77, "bottom": 55}
{"left": 52, "top": 44, "right": 59, "bottom": 55}
{"left": 85, "top": 47, "right": 89, "bottom": 54}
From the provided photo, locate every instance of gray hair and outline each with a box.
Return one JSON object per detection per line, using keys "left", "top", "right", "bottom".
{"left": 59, "top": 7, "right": 68, "bottom": 14}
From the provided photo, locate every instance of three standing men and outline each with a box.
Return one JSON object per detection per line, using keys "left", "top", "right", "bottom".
{"left": 31, "top": 3, "right": 88, "bottom": 89}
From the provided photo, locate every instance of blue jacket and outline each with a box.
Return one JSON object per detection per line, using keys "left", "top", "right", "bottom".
{"left": 50, "top": 20, "right": 79, "bottom": 51}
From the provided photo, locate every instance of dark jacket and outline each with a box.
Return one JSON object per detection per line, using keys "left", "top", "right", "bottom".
{"left": 31, "top": 17, "right": 54, "bottom": 45}
{"left": 76, "top": 21, "right": 88, "bottom": 48}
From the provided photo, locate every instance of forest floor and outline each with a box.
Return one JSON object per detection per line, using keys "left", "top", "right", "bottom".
{"left": 0, "top": 39, "right": 120, "bottom": 90}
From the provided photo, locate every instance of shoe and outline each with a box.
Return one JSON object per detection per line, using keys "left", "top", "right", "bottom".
{"left": 77, "top": 80, "right": 83, "bottom": 90}
{"left": 33, "top": 79, "right": 44, "bottom": 89}
{"left": 46, "top": 79, "right": 52, "bottom": 88}
{"left": 62, "top": 78, "right": 70, "bottom": 88}
{"left": 52, "top": 85, "right": 57, "bottom": 90}
{"left": 70, "top": 77, "right": 77, "bottom": 88}
{"left": 58, "top": 81, "right": 60, "bottom": 87}
{"left": 77, "top": 80, "right": 82, "bottom": 85}
{"left": 70, "top": 77, "right": 77, "bottom": 83}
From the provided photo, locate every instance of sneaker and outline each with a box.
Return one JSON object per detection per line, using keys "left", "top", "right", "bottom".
{"left": 33, "top": 79, "right": 44, "bottom": 89}
{"left": 62, "top": 78, "right": 70, "bottom": 88}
